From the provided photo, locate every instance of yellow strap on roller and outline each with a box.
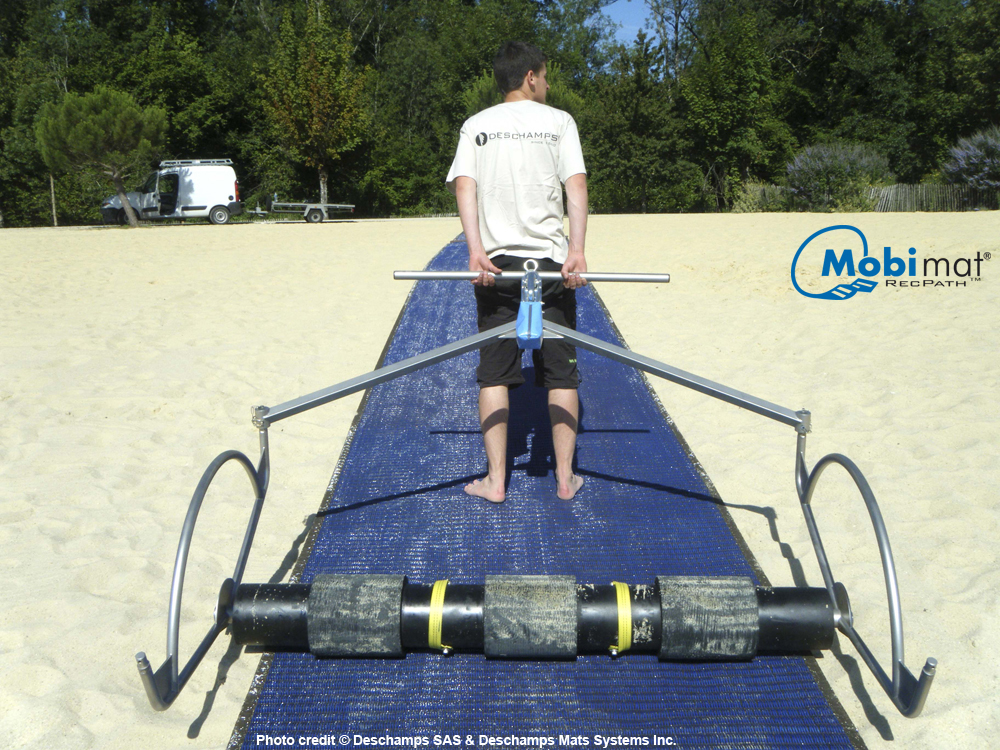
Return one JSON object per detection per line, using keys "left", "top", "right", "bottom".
{"left": 611, "top": 581, "right": 632, "bottom": 653}
{"left": 428, "top": 579, "right": 449, "bottom": 651}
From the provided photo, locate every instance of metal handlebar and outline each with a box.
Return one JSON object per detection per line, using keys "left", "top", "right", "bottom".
{"left": 393, "top": 271, "right": 670, "bottom": 283}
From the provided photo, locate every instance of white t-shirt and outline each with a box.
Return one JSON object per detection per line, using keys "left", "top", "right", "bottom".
{"left": 446, "top": 100, "right": 586, "bottom": 263}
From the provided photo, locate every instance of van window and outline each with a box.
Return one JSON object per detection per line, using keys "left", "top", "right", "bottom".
{"left": 158, "top": 173, "right": 178, "bottom": 195}
{"left": 140, "top": 172, "right": 158, "bottom": 194}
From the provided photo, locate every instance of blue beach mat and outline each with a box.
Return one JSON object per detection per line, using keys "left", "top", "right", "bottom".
{"left": 233, "top": 237, "right": 863, "bottom": 749}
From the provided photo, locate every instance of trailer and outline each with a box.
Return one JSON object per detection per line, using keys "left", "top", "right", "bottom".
{"left": 249, "top": 195, "right": 355, "bottom": 223}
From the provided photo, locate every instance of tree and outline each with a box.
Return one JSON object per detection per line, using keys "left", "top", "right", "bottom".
{"left": 355, "top": 0, "right": 541, "bottom": 215}
{"left": 954, "top": 0, "right": 1000, "bottom": 131}
{"left": 827, "top": 20, "right": 915, "bottom": 179}
{"left": 646, "top": 0, "right": 698, "bottom": 81}
{"left": 35, "top": 85, "right": 167, "bottom": 227}
{"left": 0, "top": 0, "right": 30, "bottom": 59}
{"left": 583, "top": 32, "right": 699, "bottom": 212}
{"left": 121, "top": 6, "right": 224, "bottom": 159}
{"left": 536, "top": 0, "right": 616, "bottom": 85}
{"left": 680, "top": 7, "right": 793, "bottom": 209}
{"left": 259, "top": 4, "right": 368, "bottom": 204}
{"left": 898, "top": 0, "right": 968, "bottom": 181}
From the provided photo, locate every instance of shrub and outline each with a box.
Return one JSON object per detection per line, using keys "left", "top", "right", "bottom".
{"left": 785, "top": 143, "right": 893, "bottom": 212}
{"left": 941, "top": 125, "right": 1000, "bottom": 190}
{"left": 731, "top": 180, "right": 789, "bottom": 212}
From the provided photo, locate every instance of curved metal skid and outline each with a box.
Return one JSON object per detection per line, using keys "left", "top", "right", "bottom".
{"left": 795, "top": 440, "right": 936, "bottom": 717}
{"left": 136, "top": 429, "right": 269, "bottom": 711}
{"left": 136, "top": 268, "right": 935, "bottom": 720}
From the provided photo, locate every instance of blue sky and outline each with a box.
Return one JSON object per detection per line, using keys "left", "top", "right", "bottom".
{"left": 601, "top": 0, "right": 653, "bottom": 45}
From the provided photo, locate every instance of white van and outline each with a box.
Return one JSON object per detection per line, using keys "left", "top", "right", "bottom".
{"left": 100, "top": 159, "right": 243, "bottom": 225}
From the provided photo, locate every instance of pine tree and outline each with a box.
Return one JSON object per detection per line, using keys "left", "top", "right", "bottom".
{"left": 35, "top": 85, "right": 166, "bottom": 227}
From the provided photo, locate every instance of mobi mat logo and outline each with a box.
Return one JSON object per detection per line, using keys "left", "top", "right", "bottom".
{"left": 790, "top": 224, "right": 990, "bottom": 300}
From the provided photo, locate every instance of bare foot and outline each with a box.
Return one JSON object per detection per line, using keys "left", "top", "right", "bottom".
{"left": 556, "top": 473, "right": 584, "bottom": 500}
{"left": 465, "top": 477, "right": 505, "bottom": 503}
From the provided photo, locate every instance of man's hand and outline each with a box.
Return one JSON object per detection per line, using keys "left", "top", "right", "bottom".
{"left": 562, "top": 252, "right": 588, "bottom": 289}
{"left": 470, "top": 249, "right": 502, "bottom": 286}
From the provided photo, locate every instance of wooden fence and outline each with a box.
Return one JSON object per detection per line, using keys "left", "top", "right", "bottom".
{"left": 871, "top": 184, "right": 999, "bottom": 212}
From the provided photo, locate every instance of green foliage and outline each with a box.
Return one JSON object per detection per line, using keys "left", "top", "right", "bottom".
{"left": 583, "top": 33, "right": 701, "bottom": 212}
{"left": 680, "top": 8, "right": 793, "bottom": 209}
{"left": 0, "top": 1, "right": 30, "bottom": 58}
{"left": 461, "top": 70, "right": 503, "bottom": 118}
{"left": 544, "top": 62, "right": 586, "bottom": 120}
{"left": 730, "top": 180, "right": 789, "bottom": 213}
{"left": 785, "top": 143, "right": 893, "bottom": 212}
{"left": 461, "top": 61, "right": 584, "bottom": 119}
{"left": 954, "top": 0, "right": 1000, "bottom": 129}
{"left": 358, "top": 0, "right": 542, "bottom": 214}
{"left": 258, "top": 5, "right": 368, "bottom": 203}
{"left": 34, "top": 84, "right": 166, "bottom": 225}
{"left": 941, "top": 125, "right": 1000, "bottom": 190}
{"left": 896, "top": 0, "right": 968, "bottom": 182}
{"left": 646, "top": 0, "right": 696, "bottom": 80}
{"left": 535, "top": 0, "right": 615, "bottom": 84}
{"left": 124, "top": 7, "right": 224, "bottom": 157}
{"left": 2, "top": 0, "right": 1000, "bottom": 225}
{"left": 827, "top": 20, "right": 915, "bottom": 179}
{"left": 35, "top": 85, "right": 166, "bottom": 177}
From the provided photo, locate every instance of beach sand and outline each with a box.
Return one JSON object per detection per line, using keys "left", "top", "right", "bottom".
{"left": 0, "top": 214, "right": 996, "bottom": 749}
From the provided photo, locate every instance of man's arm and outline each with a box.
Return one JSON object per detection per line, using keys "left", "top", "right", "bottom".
{"left": 455, "top": 176, "right": 501, "bottom": 286}
{"left": 563, "top": 172, "right": 588, "bottom": 289}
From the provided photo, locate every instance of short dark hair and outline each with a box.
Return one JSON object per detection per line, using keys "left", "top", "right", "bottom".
{"left": 493, "top": 41, "right": 546, "bottom": 95}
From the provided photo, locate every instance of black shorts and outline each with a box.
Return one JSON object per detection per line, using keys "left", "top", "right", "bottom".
{"left": 474, "top": 255, "right": 581, "bottom": 390}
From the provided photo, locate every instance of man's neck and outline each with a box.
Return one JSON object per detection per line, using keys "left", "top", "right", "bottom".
{"left": 504, "top": 90, "right": 533, "bottom": 103}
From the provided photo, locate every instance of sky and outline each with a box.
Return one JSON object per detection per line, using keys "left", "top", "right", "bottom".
{"left": 600, "top": 0, "right": 654, "bottom": 46}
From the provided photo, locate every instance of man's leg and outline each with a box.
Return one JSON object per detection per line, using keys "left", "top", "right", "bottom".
{"left": 548, "top": 388, "right": 584, "bottom": 500}
{"left": 465, "top": 385, "right": 509, "bottom": 503}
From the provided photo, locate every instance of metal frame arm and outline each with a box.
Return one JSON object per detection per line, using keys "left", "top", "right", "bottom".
{"left": 259, "top": 323, "right": 517, "bottom": 425}
{"left": 541, "top": 321, "right": 805, "bottom": 428}
{"left": 256, "top": 316, "right": 801, "bottom": 431}
{"left": 544, "top": 317, "right": 936, "bottom": 716}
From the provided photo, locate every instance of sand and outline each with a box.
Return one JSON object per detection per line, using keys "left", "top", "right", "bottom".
{"left": 0, "top": 213, "right": 996, "bottom": 749}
